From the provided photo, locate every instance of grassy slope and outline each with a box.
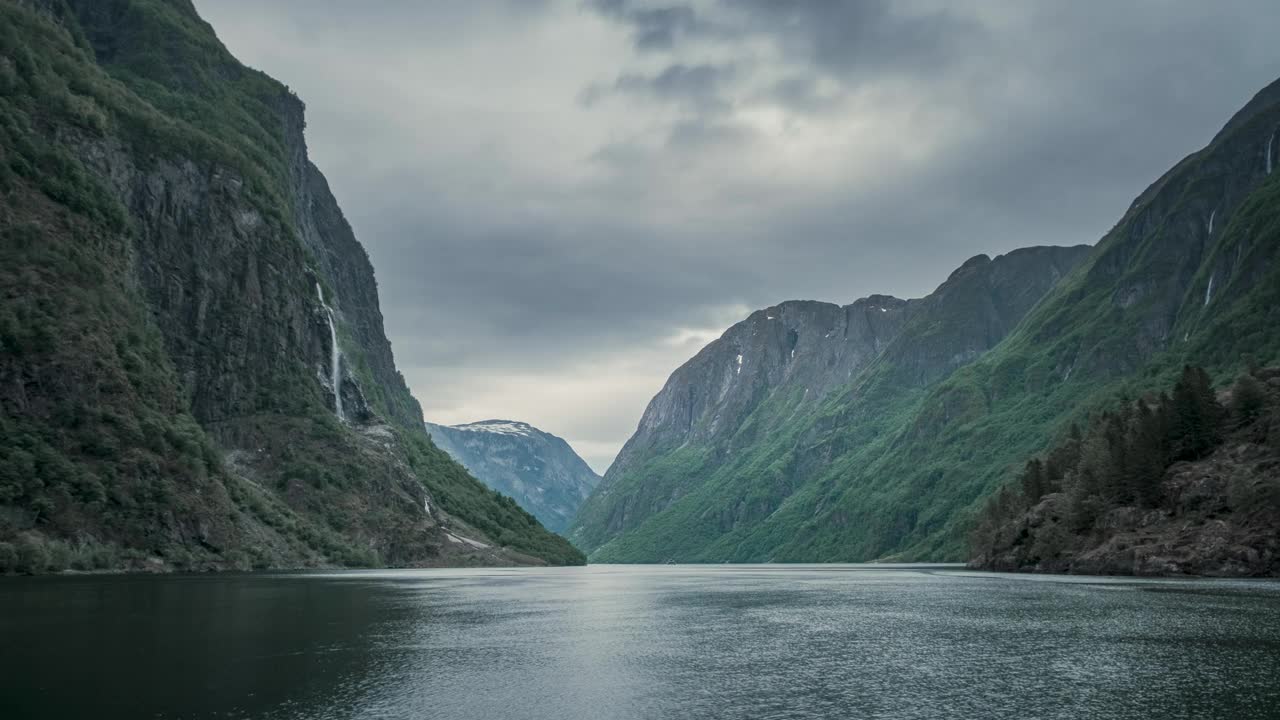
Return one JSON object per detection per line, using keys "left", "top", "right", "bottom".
{"left": 0, "top": 0, "right": 582, "bottom": 570}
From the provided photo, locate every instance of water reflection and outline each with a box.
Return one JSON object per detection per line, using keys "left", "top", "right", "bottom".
{"left": 2, "top": 566, "right": 1278, "bottom": 720}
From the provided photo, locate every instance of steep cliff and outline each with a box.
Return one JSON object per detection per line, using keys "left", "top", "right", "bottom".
{"left": 425, "top": 420, "right": 600, "bottom": 534}
{"left": 572, "top": 245, "right": 1089, "bottom": 560}
{"left": 0, "top": 0, "right": 582, "bottom": 572}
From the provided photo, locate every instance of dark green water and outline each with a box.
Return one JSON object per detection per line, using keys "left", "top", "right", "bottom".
{"left": 2, "top": 565, "right": 1279, "bottom": 719}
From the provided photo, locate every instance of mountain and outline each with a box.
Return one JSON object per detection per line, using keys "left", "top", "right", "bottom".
{"left": 424, "top": 420, "right": 601, "bottom": 534}
{"left": 571, "top": 245, "right": 1091, "bottom": 559}
{"left": 573, "top": 75, "right": 1280, "bottom": 565}
{"left": 0, "top": 0, "right": 582, "bottom": 572}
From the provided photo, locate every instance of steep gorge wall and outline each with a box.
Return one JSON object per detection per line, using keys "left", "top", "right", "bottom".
{"left": 0, "top": 0, "right": 582, "bottom": 571}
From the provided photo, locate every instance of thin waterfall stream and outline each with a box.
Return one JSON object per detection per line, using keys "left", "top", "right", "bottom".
{"left": 316, "top": 282, "right": 345, "bottom": 421}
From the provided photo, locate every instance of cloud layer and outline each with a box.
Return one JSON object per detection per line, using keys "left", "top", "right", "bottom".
{"left": 195, "top": 0, "right": 1280, "bottom": 472}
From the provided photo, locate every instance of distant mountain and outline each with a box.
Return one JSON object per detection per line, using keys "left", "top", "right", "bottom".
{"left": 425, "top": 421, "right": 601, "bottom": 533}
{"left": 572, "top": 74, "right": 1280, "bottom": 566}
{"left": 571, "top": 245, "right": 1089, "bottom": 560}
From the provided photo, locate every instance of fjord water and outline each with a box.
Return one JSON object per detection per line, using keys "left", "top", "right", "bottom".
{"left": 3, "top": 566, "right": 1279, "bottom": 720}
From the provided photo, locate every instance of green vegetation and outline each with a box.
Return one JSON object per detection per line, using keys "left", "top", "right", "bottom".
{"left": 0, "top": 0, "right": 580, "bottom": 572}
{"left": 971, "top": 366, "right": 1280, "bottom": 573}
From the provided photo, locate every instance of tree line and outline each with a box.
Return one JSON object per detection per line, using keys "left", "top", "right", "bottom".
{"left": 971, "top": 364, "right": 1280, "bottom": 566}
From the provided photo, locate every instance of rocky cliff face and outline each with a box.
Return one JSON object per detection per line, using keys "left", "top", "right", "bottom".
{"left": 571, "top": 245, "right": 1090, "bottom": 559}
{"left": 425, "top": 421, "right": 600, "bottom": 534}
{"left": 0, "top": 0, "right": 582, "bottom": 572}
{"left": 616, "top": 295, "right": 913, "bottom": 471}
{"left": 1025, "top": 75, "right": 1280, "bottom": 383}
{"left": 876, "top": 247, "right": 1087, "bottom": 387}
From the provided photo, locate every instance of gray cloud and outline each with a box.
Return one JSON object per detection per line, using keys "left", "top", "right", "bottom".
{"left": 588, "top": 0, "right": 705, "bottom": 50}
{"left": 195, "top": 0, "right": 1280, "bottom": 473}
{"left": 584, "top": 63, "right": 736, "bottom": 112}
{"left": 589, "top": 0, "right": 983, "bottom": 81}
{"left": 665, "top": 117, "right": 753, "bottom": 150}
{"left": 722, "top": 0, "right": 982, "bottom": 76}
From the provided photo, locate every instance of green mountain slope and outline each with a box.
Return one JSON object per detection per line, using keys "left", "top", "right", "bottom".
{"left": 573, "top": 246, "right": 1091, "bottom": 560}
{"left": 576, "top": 77, "right": 1280, "bottom": 564}
{"left": 0, "top": 0, "right": 582, "bottom": 572}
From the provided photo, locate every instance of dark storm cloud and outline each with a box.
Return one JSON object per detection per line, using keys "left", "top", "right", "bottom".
{"left": 589, "top": 0, "right": 982, "bottom": 80}
{"left": 195, "top": 0, "right": 1280, "bottom": 472}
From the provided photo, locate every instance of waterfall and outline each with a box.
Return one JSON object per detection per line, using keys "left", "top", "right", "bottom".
{"left": 1207, "top": 209, "right": 1216, "bottom": 235}
{"left": 1268, "top": 131, "right": 1275, "bottom": 175}
{"left": 1203, "top": 274, "right": 1214, "bottom": 307}
{"left": 316, "top": 282, "right": 345, "bottom": 421}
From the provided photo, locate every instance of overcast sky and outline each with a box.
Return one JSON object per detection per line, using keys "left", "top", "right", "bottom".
{"left": 195, "top": 0, "right": 1280, "bottom": 473}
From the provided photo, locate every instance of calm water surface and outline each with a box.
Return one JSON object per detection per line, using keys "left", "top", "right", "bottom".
{"left": 2, "top": 564, "right": 1279, "bottom": 719}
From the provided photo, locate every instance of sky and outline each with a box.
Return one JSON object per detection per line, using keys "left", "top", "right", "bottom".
{"left": 194, "top": 0, "right": 1280, "bottom": 474}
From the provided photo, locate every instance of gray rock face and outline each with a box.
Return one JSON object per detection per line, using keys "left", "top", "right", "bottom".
{"left": 573, "top": 244, "right": 1091, "bottom": 557}
{"left": 284, "top": 97, "right": 425, "bottom": 430}
{"left": 65, "top": 88, "right": 414, "bottom": 433}
{"left": 426, "top": 421, "right": 600, "bottom": 533}
{"left": 618, "top": 295, "right": 913, "bottom": 465}
{"left": 877, "top": 246, "right": 1089, "bottom": 387}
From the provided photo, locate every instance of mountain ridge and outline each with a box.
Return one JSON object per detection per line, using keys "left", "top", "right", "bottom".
{"left": 571, "top": 244, "right": 1091, "bottom": 559}
{"left": 425, "top": 419, "right": 600, "bottom": 534}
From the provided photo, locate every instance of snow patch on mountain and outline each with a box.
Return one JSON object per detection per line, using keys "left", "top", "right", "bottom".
{"left": 452, "top": 420, "right": 535, "bottom": 437}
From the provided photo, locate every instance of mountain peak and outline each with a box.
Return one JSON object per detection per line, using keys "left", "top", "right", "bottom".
{"left": 425, "top": 420, "right": 601, "bottom": 533}
{"left": 451, "top": 419, "right": 537, "bottom": 436}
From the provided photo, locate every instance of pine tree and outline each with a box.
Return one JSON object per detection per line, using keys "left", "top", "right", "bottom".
{"left": 1020, "top": 458, "right": 1047, "bottom": 502}
{"left": 1230, "top": 372, "right": 1267, "bottom": 427}
{"left": 1168, "top": 366, "right": 1223, "bottom": 461}
{"left": 1127, "top": 400, "right": 1167, "bottom": 507}
{"left": 1103, "top": 411, "right": 1128, "bottom": 499}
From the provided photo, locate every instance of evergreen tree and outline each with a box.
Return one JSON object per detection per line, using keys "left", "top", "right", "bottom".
{"left": 1127, "top": 400, "right": 1167, "bottom": 507}
{"left": 971, "top": 365, "right": 1278, "bottom": 569}
{"left": 1103, "top": 411, "right": 1128, "bottom": 499}
{"left": 1020, "top": 458, "right": 1047, "bottom": 503}
{"left": 1168, "top": 366, "right": 1223, "bottom": 461}
{"left": 1230, "top": 372, "right": 1267, "bottom": 427}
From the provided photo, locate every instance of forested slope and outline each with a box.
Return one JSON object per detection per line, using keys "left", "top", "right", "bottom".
{"left": 0, "top": 0, "right": 582, "bottom": 572}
